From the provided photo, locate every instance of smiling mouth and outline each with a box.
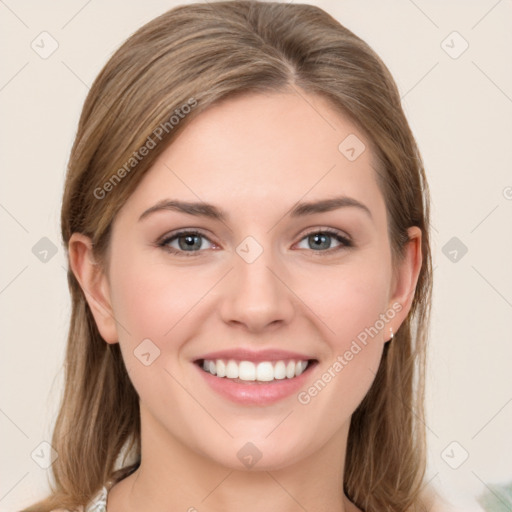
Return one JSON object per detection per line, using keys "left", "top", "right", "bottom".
{"left": 195, "top": 358, "right": 318, "bottom": 383}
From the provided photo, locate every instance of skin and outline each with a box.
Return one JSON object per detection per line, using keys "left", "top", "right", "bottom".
{"left": 70, "top": 91, "right": 422, "bottom": 512}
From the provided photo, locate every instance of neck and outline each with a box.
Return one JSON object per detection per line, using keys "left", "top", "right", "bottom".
{"left": 108, "top": 408, "right": 358, "bottom": 512}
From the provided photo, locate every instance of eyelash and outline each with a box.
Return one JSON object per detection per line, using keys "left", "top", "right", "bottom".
{"left": 157, "top": 228, "right": 353, "bottom": 257}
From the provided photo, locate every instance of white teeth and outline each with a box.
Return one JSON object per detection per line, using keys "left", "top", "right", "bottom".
{"left": 295, "top": 360, "right": 308, "bottom": 376}
{"left": 200, "top": 358, "right": 311, "bottom": 382}
{"left": 273, "top": 361, "right": 286, "bottom": 380}
{"left": 239, "top": 361, "right": 256, "bottom": 381}
{"left": 286, "top": 361, "right": 296, "bottom": 378}
{"left": 216, "top": 359, "right": 226, "bottom": 378}
{"left": 225, "top": 360, "right": 239, "bottom": 379}
{"left": 256, "top": 362, "right": 274, "bottom": 382}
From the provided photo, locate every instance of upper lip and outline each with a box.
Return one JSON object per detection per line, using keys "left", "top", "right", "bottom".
{"left": 194, "top": 348, "right": 315, "bottom": 363}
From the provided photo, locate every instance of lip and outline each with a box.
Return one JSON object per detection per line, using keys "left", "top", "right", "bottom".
{"left": 193, "top": 357, "right": 318, "bottom": 406}
{"left": 193, "top": 348, "right": 313, "bottom": 363}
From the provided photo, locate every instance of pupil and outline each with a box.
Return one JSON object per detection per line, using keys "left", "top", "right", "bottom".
{"left": 180, "top": 234, "right": 200, "bottom": 250}
{"left": 310, "top": 233, "right": 330, "bottom": 250}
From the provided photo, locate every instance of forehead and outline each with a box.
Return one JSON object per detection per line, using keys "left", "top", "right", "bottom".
{"left": 117, "top": 91, "right": 385, "bottom": 225}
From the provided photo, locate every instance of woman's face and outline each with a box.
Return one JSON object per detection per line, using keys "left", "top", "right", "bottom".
{"left": 75, "top": 91, "right": 420, "bottom": 471}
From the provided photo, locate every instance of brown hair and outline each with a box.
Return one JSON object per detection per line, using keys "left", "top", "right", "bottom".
{"left": 22, "top": 1, "right": 432, "bottom": 510}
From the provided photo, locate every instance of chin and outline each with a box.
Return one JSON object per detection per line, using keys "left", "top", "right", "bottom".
{"left": 201, "top": 432, "right": 319, "bottom": 472}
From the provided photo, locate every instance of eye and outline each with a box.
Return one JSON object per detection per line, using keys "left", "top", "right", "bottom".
{"left": 295, "top": 229, "right": 352, "bottom": 253}
{"left": 157, "top": 228, "right": 352, "bottom": 257}
{"left": 158, "top": 230, "right": 215, "bottom": 256}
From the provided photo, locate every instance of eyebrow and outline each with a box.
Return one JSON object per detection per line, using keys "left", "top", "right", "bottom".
{"left": 138, "top": 196, "right": 373, "bottom": 223}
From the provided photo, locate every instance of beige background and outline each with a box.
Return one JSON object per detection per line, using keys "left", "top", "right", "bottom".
{"left": 1, "top": 1, "right": 511, "bottom": 511}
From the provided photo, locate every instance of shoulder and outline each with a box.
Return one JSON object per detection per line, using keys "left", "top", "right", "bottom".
{"left": 47, "top": 463, "right": 139, "bottom": 512}
{"left": 427, "top": 504, "right": 481, "bottom": 512}
{"left": 477, "top": 481, "right": 512, "bottom": 511}
{"left": 49, "top": 508, "right": 84, "bottom": 512}
{"left": 426, "top": 495, "right": 488, "bottom": 512}
{"left": 84, "top": 485, "right": 108, "bottom": 512}
{"left": 419, "top": 486, "right": 486, "bottom": 512}
{"left": 49, "top": 485, "right": 107, "bottom": 512}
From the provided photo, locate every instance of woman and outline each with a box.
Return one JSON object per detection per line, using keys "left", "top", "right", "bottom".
{"left": 23, "top": 1, "right": 435, "bottom": 511}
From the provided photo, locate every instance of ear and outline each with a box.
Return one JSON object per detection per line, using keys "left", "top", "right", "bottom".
{"left": 387, "top": 226, "right": 423, "bottom": 335}
{"left": 68, "top": 233, "right": 118, "bottom": 344}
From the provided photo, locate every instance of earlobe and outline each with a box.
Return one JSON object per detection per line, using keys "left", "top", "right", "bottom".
{"left": 388, "top": 226, "right": 423, "bottom": 333}
{"left": 68, "top": 233, "right": 118, "bottom": 344}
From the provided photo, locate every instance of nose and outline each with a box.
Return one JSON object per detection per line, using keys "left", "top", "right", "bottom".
{"left": 218, "top": 243, "right": 296, "bottom": 333}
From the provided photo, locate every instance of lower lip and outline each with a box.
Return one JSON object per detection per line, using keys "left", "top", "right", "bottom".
{"left": 194, "top": 362, "right": 317, "bottom": 406}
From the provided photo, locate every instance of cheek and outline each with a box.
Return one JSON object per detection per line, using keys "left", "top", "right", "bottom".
{"left": 309, "top": 262, "right": 392, "bottom": 346}
{"left": 108, "top": 258, "right": 211, "bottom": 402}
{"left": 110, "top": 252, "right": 214, "bottom": 342}
{"left": 299, "top": 263, "right": 391, "bottom": 407}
